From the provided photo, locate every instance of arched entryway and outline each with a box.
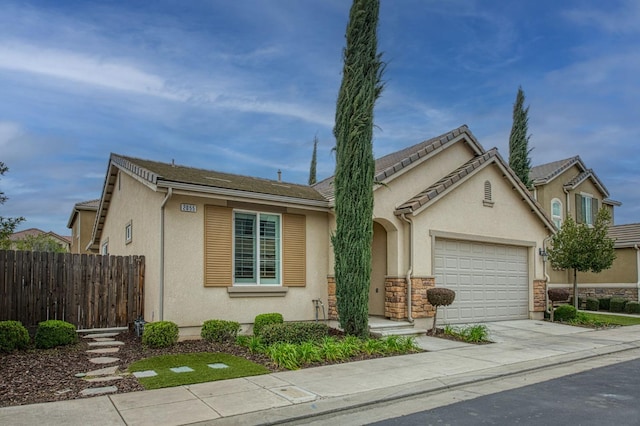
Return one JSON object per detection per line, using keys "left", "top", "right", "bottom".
{"left": 369, "top": 221, "right": 387, "bottom": 316}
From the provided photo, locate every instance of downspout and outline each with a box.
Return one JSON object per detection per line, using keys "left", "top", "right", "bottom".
{"left": 635, "top": 245, "right": 640, "bottom": 302}
{"left": 400, "top": 214, "right": 414, "bottom": 322}
{"left": 543, "top": 234, "right": 553, "bottom": 313}
{"left": 159, "top": 187, "right": 173, "bottom": 321}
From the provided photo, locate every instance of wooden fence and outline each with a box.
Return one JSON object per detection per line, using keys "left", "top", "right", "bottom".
{"left": 0, "top": 251, "right": 144, "bottom": 330}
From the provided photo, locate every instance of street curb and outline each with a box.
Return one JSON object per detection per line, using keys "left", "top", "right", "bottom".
{"left": 201, "top": 341, "right": 640, "bottom": 425}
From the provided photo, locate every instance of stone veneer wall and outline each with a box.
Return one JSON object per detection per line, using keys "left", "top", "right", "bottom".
{"left": 577, "top": 287, "right": 638, "bottom": 301}
{"left": 533, "top": 279, "right": 546, "bottom": 312}
{"left": 327, "top": 275, "right": 436, "bottom": 321}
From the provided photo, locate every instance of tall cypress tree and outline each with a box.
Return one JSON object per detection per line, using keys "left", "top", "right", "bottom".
{"left": 308, "top": 136, "right": 318, "bottom": 185}
{"left": 508, "top": 86, "right": 532, "bottom": 187}
{"left": 332, "top": 0, "right": 384, "bottom": 337}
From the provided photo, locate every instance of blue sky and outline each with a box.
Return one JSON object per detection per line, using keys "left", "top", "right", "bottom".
{"left": 1, "top": 0, "right": 638, "bottom": 236}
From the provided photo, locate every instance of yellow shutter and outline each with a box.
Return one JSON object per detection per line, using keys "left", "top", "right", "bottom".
{"left": 204, "top": 205, "right": 233, "bottom": 287}
{"left": 282, "top": 213, "right": 306, "bottom": 287}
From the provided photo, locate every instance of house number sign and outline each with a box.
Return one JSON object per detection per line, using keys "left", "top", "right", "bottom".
{"left": 180, "top": 203, "right": 197, "bottom": 213}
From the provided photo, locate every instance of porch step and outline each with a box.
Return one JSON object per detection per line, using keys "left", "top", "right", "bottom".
{"left": 368, "top": 319, "right": 428, "bottom": 338}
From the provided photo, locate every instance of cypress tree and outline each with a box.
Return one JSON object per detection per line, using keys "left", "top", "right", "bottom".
{"left": 308, "top": 136, "right": 318, "bottom": 185}
{"left": 508, "top": 86, "right": 532, "bottom": 187}
{"left": 332, "top": 0, "right": 384, "bottom": 337}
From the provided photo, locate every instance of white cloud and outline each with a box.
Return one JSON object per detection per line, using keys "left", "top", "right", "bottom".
{"left": 563, "top": 0, "right": 640, "bottom": 34}
{"left": 0, "top": 42, "right": 186, "bottom": 101}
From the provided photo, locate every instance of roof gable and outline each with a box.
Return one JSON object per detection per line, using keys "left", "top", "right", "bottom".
{"left": 314, "top": 125, "right": 484, "bottom": 199}
{"left": 395, "top": 148, "right": 556, "bottom": 231}
{"left": 530, "top": 155, "right": 612, "bottom": 198}
{"left": 608, "top": 223, "right": 640, "bottom": 248}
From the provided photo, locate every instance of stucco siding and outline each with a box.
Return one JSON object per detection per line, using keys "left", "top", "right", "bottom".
{"left": 99, "top": 171, "right": 163, "bottom": 322}
{"left": 161, "top": 195, "right": 330, "bottom": 326}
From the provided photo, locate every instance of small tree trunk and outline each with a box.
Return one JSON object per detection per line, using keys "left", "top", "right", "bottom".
{"left": 573, "top": 268, "right": 578, "bottom": 310}
{"left": 431, "top": 308, "right": 438, "bottom": 334}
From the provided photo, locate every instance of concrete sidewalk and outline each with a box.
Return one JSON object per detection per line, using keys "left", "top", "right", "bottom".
{"left": 2, "top": 320, "right": 640, "bottom": 426}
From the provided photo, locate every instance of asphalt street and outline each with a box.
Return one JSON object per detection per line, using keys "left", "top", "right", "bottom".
{"left": 372, "top": 357, "right": 640, "bottom": 426}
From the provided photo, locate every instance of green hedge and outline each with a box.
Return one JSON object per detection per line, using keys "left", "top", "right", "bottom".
{"left": 142, "top": 321, "right": 179, "bottom": 348}
{"left": 260, "top": 322, "right": 329, "bottom": 345}
{"left": 554, "top": 305, "right": 577, "bottom": 322}
{"left": 0, "top": 320, "right": 31, "bottom": 352}
{"left": 34, "top": 320, "right": 77, "bottom": 349}
{"left": 624, "top": 301, "right": 640, "bottom": 314}
{"left": 253, "top": 313, "right": 283, "bottom": 337}
{"left": 609, "top": 297, "right": 627, "bottom": 313}
{"left": 201, "top": 319, "right": 241, "bottom": 343}
{"left": 598, "top": 297, "right": 612, "bottom": 311}
{"left": 585, "top": 298, "right": 600, "bottom": 311}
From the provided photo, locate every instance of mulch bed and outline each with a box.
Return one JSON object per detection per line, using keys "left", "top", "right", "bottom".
{"left": 0, "top": 328, "right": 393, "bottom": 408}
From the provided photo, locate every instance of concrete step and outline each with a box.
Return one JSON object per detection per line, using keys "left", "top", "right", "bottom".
{"left": 372, "top": 327, "right": 429, "bottom": 338}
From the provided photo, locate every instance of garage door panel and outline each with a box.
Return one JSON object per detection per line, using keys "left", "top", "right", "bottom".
{"left": 435, "top": 238, "right": 529, "bottom": 324}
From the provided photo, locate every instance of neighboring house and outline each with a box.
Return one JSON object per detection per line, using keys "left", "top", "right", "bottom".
{"left": 67, "top": 199, "right": 99, "bottom": 254}
{"left": 89, "top": 125, "right": 555, "bottom": 334}
{"left": 8, "top": 228, "right": 71, "bottom": 252}
{"left": 529, "top": 157, "right": 637, "bottom": 301}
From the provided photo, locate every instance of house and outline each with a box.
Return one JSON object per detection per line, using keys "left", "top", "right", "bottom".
{"left": 67, "top": 199, "right": 99, "bottom": 254}
{"left": 8, "top": 228, "right": 71, "bottom": 252}
{"left": 529, "top": 157, "right": 637, "bottom": 301}
{"left": 89, "top": 125, "right": 555, "bottom": 334}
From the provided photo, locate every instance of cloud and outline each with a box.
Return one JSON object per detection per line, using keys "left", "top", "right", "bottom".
{"left": 563, "top": 0, "right": 640, "bottom": 34}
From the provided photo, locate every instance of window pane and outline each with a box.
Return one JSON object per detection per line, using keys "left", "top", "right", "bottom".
{"left": 259, "top": 214, "right": 280, "bottom": 283}
{"left": 583, "top": 196, "right": 593, "bottom": 225}
{"left": 552, "top": 201, "right": 560, "bottom": 216}
{"left": 235, "top": 213, "right": 256, "bottom": 281}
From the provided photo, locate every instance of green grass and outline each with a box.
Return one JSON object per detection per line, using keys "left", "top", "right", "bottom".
{"left": 443, "top": 324, "right": 491, "bottom": 343}
{"left": 574, "top": 312, "right": 640, "bottom": 326}
{"left": 128, "top": 353, "right": 269, "bottom": 389}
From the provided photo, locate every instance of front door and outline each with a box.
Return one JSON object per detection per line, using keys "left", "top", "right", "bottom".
{"left": 369, "top": 222, "right": 387, "bottom": 316}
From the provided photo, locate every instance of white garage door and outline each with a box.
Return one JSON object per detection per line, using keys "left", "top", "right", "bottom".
{"left": 434, "top": 239, "right": 529, "bottom": 324}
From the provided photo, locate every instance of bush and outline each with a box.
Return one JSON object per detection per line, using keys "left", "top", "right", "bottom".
{"left": 554, "top": 305, "right": 577, "bottom": 322}
{"left": 568, "top": 296, "right": 584, "bottom": 308}
{"left": 547, "top": 288, "right": 570, "bottom": 302}
{"left": 0, "top": 320, "right": 31, "bottom": 352}
{"left": 427, "top": 288, "right": 456, "bottom": 307}
{"left": 624, "top": 301, "right": 640, "bottom": 314}
{"left": 260, "top": 322, "right": 329, "bottom": 345}
{"left": 201, "top": 319, "right": 240, "bottom": 343}
{"left": 609, "top": 297, "right": 627, "bottom": 313}
{"left": 585, "top": 298, "right": 600, "bottom": 311}
{"left": 253, "top": 313, "right": 283, "bottom": 337}
{"left": 599, "top": 297, "right": 612, "bottom": 311}
{"left": 34, "top": 320, "right": 77, "bottom": 349}
{"left": 142, "top": 321, "right": 179, "bottom": 348}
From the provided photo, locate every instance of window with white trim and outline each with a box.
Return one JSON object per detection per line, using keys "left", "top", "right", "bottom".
{"left": 551, "top": 198, "right": 563, "bottom": 228}
{"left": 234, "top": 211, "right": 281, "bottom": 285}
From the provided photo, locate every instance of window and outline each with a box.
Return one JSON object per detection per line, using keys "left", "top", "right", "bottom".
{"left": 576, "top": 194, "right": 598, "bottom": 226}
{"left": 101, "top": 239, "right": 108, "bottom": 255}
{"left": 551, "top": 199, "right": 563, "bottom": 228}
{"left": 234, "top": 212, "right": 281, "bottom": 285}
{"left": 125, "top": 221, "right": 132, "bottom": 244}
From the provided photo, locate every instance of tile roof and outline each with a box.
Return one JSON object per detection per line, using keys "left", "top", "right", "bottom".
{"left": 529, "top": 156, "right": 580, "bottom": 184}
{"left": 313, "top": 125, "right": 483, "bottom": 199}
{"left": 395, "top": 149, "right": 498, "bottom": 215}
{"left": 10, "top": 228, "right": 71, "bottom": 244}
{"left": 608, "top": 223, "right": 640, "bottom": 248}
{"left": 112, "top": 154, "right": 327, "bottom": 202}
{"left": 75, "top": 199, "right": 100, "bottom": 210}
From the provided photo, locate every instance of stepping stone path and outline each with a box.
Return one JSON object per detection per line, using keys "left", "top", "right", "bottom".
{"left": 76, "top": 330, "right": 127, "bottom": 397}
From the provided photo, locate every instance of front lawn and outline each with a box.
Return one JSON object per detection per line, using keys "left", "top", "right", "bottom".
{"left": 576, "top": 312, "right": 640, "bottom": 326}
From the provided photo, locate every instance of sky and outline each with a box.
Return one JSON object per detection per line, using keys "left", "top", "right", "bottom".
{"left": 0, "top": 0, "right": 638, "bottom": 236}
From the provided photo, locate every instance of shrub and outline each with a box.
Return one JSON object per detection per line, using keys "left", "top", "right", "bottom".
{"left": 554, "top": 305, "right": 577, "bottom": 322}
{"left": 142, "top": 321, "right": 179, "bottom": 348}
{"left": 200, "top": 319, "right": 240, "bottom": 343}
{"left": 609, "top": 297, "right": 627, "bottom": 313}
{"left": 253, "top": 313, "right": 283, "bottom": 337}
{"left": 427, "top": 287, "right": 456, "bottom": 334}
{"left": 427, "top": 288, "right": 456, "bottom": 306}
{"left": 260, "top": 322, "right": 328, "bottom": 345}
{"left": 624, "top": 301, "right": 640, "bottom": 314}
{"left": 34, "top": 320, "right": 77, "bottom": 349}
{"left": 547, "top": 288, "right": 570, "bottom": 302}
{"left": 599, "top": 297, "right": 612, "bottom": 311}
{"left": 0, "top": 320, "right": 31, "bottom": 352}
{"left": 585, "top": 298, "right": 600, "bottom": 311}
{"left": 568, "top": 296, "right": 584, "bottom": 308}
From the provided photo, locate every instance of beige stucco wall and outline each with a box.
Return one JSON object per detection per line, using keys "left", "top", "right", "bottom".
{"left": 99, "top": 170, "right": 163, "bottom": 322}
{"left": 550, "top": 247, "right": 638, "bottom": 285}
{"left": 70, "top": 210, "right": 98, "bottom": 254}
